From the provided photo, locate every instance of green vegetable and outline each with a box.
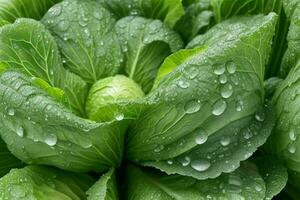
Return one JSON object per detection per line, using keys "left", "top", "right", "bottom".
{"left": 0, "top": 0, "right": 300, "bottom": 199}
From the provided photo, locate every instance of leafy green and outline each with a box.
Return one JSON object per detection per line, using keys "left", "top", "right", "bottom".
{"left": 0, "top": 165, "right": 93, "bottom": 200}
{"left": 115, "top": 16, "right": 183, "bottom": 93}
{"left": 127, "top": 13, "right": 277, "bottom": 179}
{"left": 126, "top": 163, "right": 268, "bottom": 200}
{"left": 99, "top": 0, "right": 184, "bottom": 28}
{"left": 42, "top": 0, "right": 122, "bottom": 84}
{"left": 0, "top": 0, "right": 61, "bottom": 23}
{"left": 0, "top": 71, "right": 128, "bottom": 172}
{"left": 87, "top": 168, "right": 118, "bottom": 200}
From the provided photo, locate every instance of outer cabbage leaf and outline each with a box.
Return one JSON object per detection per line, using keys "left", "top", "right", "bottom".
{"left": 42, "top": 0, "right": 122, "bottom": 84}
{"left": 0, "top": 138, "right": 23, "bottom": 178}
{"left": 270, "top": 61, "right": 300, "bottom": 173}
{"left": 87, "top": 168, "right": 118, "bottom": 200}
{"left": 126, "top": 163, "right": 268, "bottom": 200}
{"left": 115, "top": 16, "right": 183, "bottom": 93}
{"left": 0, "top": 0, "right": 61, "bottom": 23}
{"left": 279, "top": 0, "right": 300, "bottom": 77}
{"left": 0, "top": 71, "right": 128, "bottom": 172}
{"left": 285, "top": 170, "right": 300, "bottom": 199}
{"left": 127, "top": 14, "right": 277, "bottom": 179}
{"left": 99, "top": 0, "right": 184, "bottom": 28}
{"left": 0, "top": 17, "right": 88, "bottom": 116}
{"left": 0, "top": 165, "right": 93, "bottom": 200}
{"left": 254, "top": 157, "right": 288, "bottom": 200}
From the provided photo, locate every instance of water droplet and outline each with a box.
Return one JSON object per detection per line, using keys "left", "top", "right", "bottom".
{"left": 49, "top": 4, "right": 62, "bottom": 16}
{"left": 213, "top": 64, "right": 225, "bottom": 75}
{"left": 195, "top": 128, "right": 208, "bottom": 145}
{"left": 44, "top": 134, "right": 58, "bottom": 146}
{"left": 181, "top": 156, "right": 191, "bottom": 166}
{"left": 255, "top": 184, "right": 263, "bottom": 192}
{"left": 115, "top": 113, "right": 124, "bottom": 121}
{"left": 187, "top": 67, "right": 198, "bottom": 79}
{"left": 219, "top": 74, "right": 227, "bottom": 84}
{"left": 167, "top": 160, "right": 173, "bottom": 165}
{"left": 226, "top": 62, "right": 237, "bottom": 74}
{"left": 235, "top": 100, "right": 243, "bottom": 112}
{"left": 220, "top": 83, "right": 233, "bottom": 98}
{"left": 93, "top": 11, "right": 102, "bottom": 20}
{"left": 154, "top": 144, "right": 165, "bottom": 153}
{"left": 288, "top": 144, "right": 296, "bottom": 154}
{"left": 289, "top": 129, "right": 297, "bottom": 141}
{"left": 57, "top": 20, "right": 69, "bottom": 31}
{"left": 220, "top": 136, "right": 231, "bottom": 146}
{"left": 178, "top": 79, "right": 190, "bottom": 89}
{"left": 212, "top": 100, "right": 227, "bottom": 116}
{"left": 130, "top": 9, "right": 139, "bottom": 15}
{"left": 184, "top": 100, "right": 201, "bottom": 114}
{"left": 16, "top": 127, "right": 24, "bottom": 137}
{"left": 191, "top": 159, "right": 211, "bottom": 171}
{"left": 255, "top": 110, "right": 265, "bottom": 122}
{"left": 7, "top": 108, "right": 15, "bottom": 116}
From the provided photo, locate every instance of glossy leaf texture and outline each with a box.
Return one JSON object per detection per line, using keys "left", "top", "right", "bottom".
{"left": 0, "top": 17, "right": 88, "bottom": 116}
{"left": 42, "top": 0, "right": 122, "bottom": 84}
{"left": 115, "top": 16, "right": 183, "bottom": 93}
{"left": 279, "top": 0, "right": 300, "bottom": 77}
{"left": 0, "top": 71, "right": 128, "bottom": 172}
{"left": 0, "top": 165, "right": 94, "bottom": 200}
{"left": 270, "top": 61, "right": 300, "bottom": 174}
{"left": 86, "top": 168, "right": 118, "bottom": 200}
{"left": 0, "top": 138, "right": 23, "bottom": 178}
{"left": 127, "top": 13, "right": 277, "bottom": 179}
{"left": 99, "top": 0, "right": 184, "bottom": 28}
{"left": 125, "top": 162, "right": 287, "bottom": 200}
{"left": 0, "top": 0, "right": 61, "bottom": 22}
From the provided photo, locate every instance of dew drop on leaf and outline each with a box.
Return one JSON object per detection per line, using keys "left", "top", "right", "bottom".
{"left": 44, "top": 134, "right": 58, "bottom": 146}
{"left": 220, "top": 83, "right": 233, "bottom": 98}
{"left": 195, "top": 128, "right": 208, "bottom": 145}
{"left": 115, "top": 113, "right": 124, "bottom": 121}
{"left": 219, "top": 74, "right": 227, "bottom": 84}
{"left": 213, "top": 64, "right": 225, "bottom": 75}
{"left": 184, "top": 100, "right": 201, "bottom": 114}
{"left": 190, "top": 159, "right": 211, "bottom": 171}
{"left": 289, "top": 129, "right": 297, "bottom": 141}
{"left": 16, "top": 126, "right": 24, "bottom": 138}
{"left": 288, "top": 143, "right": 296, "bottom": 154}
{"left": 178, "top": 79, "right": 190, "bottom": 89}
{"left": 226, "top": 61, "right": 237, "bottom": 74}
{"left": 220, "top": 136, "right": 231, "bottom": 146}
{"left": 212, "top": 100, "right": 227, "bottom": 116}
{"left": 154, "top": 144, "right": 165, "bottom": 153}
{"left": 7, "top": 108, "right": 15, "bottom": 116}
{"left": 181, "top": 156, "right": 191, "bottom": 166}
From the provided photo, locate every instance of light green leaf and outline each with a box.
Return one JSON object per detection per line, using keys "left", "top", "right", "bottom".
{"left": 100, "top": 0, "right": 184, "bottom": 28}
{"left": 87, "top": 168, "right": 118, "bottom": 200}
{"left": 42, "top": 0, "right": 122, "bottom": 84}
{"left": 115, "top": 16, "right": 183, "bottom": 92}
{"left": 86, "top": 75, "right": 145, "bottom": 122}
{"left": 279, "top": 0, "right": 300, "bottom": 77}
{"left": 0, "top": 165, "right": 94, "bottom": 200}
{"left": 254, "top": 157, "right": 288, "bottom": 200}
{"left": 0, "top": 138, "right": 23, "bottom": 178}
{"left": 126, "top": 163, "right": 267, "bottom": 200}
{"left": 0, "top": 71, "right": 128, "bottom": 172}
{"left": 0, "top": 0, "right": 61, "bottom": 22}
{"left": 127, "top": 14, "right": 277, "bottom": 179}
{"left": 0, "top": 18, "right": 64, "bottom": 87}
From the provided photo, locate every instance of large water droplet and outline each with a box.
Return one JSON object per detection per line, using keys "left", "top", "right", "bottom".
{"left": 212, "top": 100, "right": 227, "bottom": 116}
{"left": 289, "top": 129, "right": 297, "bottom": 141}
{"left": 7, "top": 108, "right": 15, "bottom": 116}
{"left": 255, "top": 110, "right": 265, "bottom": 122}
{"left": 219, "top": 74, "right": 227, "bottom": 84}
{"left": 115, "top": 113, "right": 124, "bottom": 121}
{"left": 16, "top": 127, "right": 24, "bottom": 137}
{"left": 184, "top": 100, "right": 201, "bottom": 114}
{"left": 181, "top": 156, "right": 191, "bottom": 166}
{"left": 191, "top": 159, "right": 211, "bottom": 171}
{"left": 220, "top": 83, "right": 233, "bottom": 98}
{"left": 235, "top": 100, "right": 243, "bottom": 112}
{"left": 220, "top": 136, "right": 231, "bottom": 146}
{"left": 226, "top": 62, "right": 237, "bottom": 74}
{"left": 44, "top": 134, "right": 58, "bottom": 146}
{"left": 213, "top": 64, "right": 225, "bottom": 75}
{"left": 178, "top": 79, "right": 190, "bottom": 89}
{"left": 288, "top": 144, "right": 296, "bottom": 154}
{"left": 195, "top": 128, "right": 208, "bottom": 145}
